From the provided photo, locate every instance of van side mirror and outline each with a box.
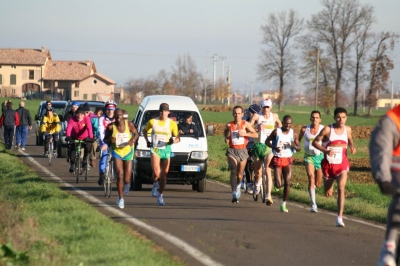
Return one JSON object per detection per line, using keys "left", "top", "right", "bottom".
{"left": 206, "top": 124, "right": 214, "bottom": 136}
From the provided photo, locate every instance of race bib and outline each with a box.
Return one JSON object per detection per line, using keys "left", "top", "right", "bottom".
{"left": 260, "top": 124, "right": 274, "bottom": 143}
{"left": 231, "top": 130, "right": 245, "bottom": 145}
{"left": 307, "top": 138, "right": 321, "bottom": 156}
{"left": 116, "top": 133, "right": 130, "bottom": 148}
{"left": 277, "top": 141, "right": 292, "bottom": 157}
{"left": 152, "top": 134, "right": 167, "bottom": 149}
{"left": 326, "top": 146, "right": 343, "bottom": 164}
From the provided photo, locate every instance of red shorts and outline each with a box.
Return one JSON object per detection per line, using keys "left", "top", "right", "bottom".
{"left": 270, "top": 156, "right": 293, "bottom": 168}
{"left": 321, "top": 158, "right": 350, "bottom": 178}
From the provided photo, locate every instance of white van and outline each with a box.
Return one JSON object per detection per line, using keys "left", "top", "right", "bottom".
{"left": 131, "top": 95, "right": 208, "bottom": 192}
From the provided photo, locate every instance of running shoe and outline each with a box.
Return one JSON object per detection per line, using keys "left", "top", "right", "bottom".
{"left": 53, "top": 151, "right": 58, "bottom": 158}
{"left": 231, "top": 191, "right": 238, "bottom": 204}
{"left": 44, "top": 151, "right": 49, "bottom": 157}
{"left": 335, "top": 217, "right": 345, "bottom": 227}
{"left": 69, "top": 164, "right": 75, "bottom": 173}
{"left": 247, "top": 183, "right": 253, "bottom": 195}
{"left": 254, "top": 183, "right": 260, "bottom": 195}
{"left": 21, "top": 148, "right": 25, "bottom": 151}
{"left": 157, "top": 192, "right": 165, "bottom": 206}
{"left": 378, "top": 241, "right": 396, "bottom": 266}
{"left": 123, "top": 183, "right": 130, "bottom": 196}
{"left": 240, "top": 179, "right": 245, "bottom": 189}
{"left": 98, "top": 173, "right": 105, "bottom": 186}
{"left": 280, "top": 204, "right": 289, "bottom": 213}
{"left": 236, "top": 185, "right": 241, "bottom": 199}
{"left": 151, "top": 182, "right": 159, "bottom": 197}
{"left": 116, "top": 198, "right": 125, "bottom": 209}
{"left": 266, "top": 197, "right": 273, "bottom": 206}
{"left": 311, "top": 205, "right": 318, "bottom": 213}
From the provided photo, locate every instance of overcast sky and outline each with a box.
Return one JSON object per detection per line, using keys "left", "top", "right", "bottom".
{"left": 1, "top": 0, "right": 399, "bottom": 94}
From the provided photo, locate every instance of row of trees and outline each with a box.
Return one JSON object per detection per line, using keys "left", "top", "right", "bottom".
{"left": 258, "top": 0, "right": 398, "bottom": 115}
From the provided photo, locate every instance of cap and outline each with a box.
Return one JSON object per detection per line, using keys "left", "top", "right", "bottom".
{"left": 76, "top": 107, "right": 85, "bottom": 115}
{"left": 261, "top": 98, "right": 272, "bottom": 108}
{"left": 71, "top": 101, "right": 80, "bottom": 107}
{"left": 159, "top": 103, "right": 169, "bottom": 111}
{"left": 82, "top": 102, "right": 91, "bottom": 112}
{"left": 249, "top": 104, "right": 261, "bottom": 114}
{"left": 105, "top": 104, "right": 116, "bottom": 110}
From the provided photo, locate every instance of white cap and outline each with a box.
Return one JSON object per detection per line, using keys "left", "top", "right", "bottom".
{"left": 261, "top": 98, "right": 272, "bottom": 108}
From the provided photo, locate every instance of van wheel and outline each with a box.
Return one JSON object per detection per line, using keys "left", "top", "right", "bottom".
{"left": 192, "top": 182, "right": 198, "bottom": 191}
{"left": 131, "top": 172, "right": 142, "bottom": 191}
{"left": 197, "top": 178, "right": 206, "bottom": 192}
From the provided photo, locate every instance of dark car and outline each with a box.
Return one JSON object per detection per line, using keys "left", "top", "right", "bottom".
{"left": 34, "top": 101, "right": 68, "bottom": 146}
{"left": 58, "top": 100, "right": 105, "bottom": 158}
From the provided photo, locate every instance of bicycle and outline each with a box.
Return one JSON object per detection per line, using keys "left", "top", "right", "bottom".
{"left": 71, "top": 139, "right": 89, "bottom": 184}
{"left": 46, "top": 134, "right": 57, "bottom": 166}
{"left": 101, "top": 149, "right": 114, "bottom": 198}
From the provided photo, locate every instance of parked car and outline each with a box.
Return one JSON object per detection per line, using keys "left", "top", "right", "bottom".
{"left": 132, "top": 95, "right": 208, "bottom": 192}
{"left": 58, "top": 100, "right": 105, "bottom": 158}
{"left": 34, "top": 101, "right": 68, "bottom": 146}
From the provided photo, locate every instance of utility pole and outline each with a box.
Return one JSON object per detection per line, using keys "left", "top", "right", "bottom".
{"left": 315, "top": 48, "right": 320, "bottom": 110}
{"left": 227, "top": 67, "right": 231, "bottom": 105}
{"left": 213, "top": 54, "right": 217, "bottom": 103}
{"left": 220, "top": 56, "right": 226, "bottom": 80}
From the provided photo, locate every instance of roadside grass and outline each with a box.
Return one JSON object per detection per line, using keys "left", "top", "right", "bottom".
{"left": 0, "top": 144, "right": 184, "bottom": 266}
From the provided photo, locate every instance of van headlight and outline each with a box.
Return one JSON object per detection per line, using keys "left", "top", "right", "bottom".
{"left": 135, "top": 150, "right": 151, "bottom": 158}
{"left": 190, "top": 151, "right": 208, "bottom": 160}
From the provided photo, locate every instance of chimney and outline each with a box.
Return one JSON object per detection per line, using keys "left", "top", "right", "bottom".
{"left": 41, "top": 46, "right": 46, "bottom": 52}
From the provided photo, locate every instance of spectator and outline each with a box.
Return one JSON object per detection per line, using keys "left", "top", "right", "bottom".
{"left": 178, "top": 113, "right": 196, "bottom": 135}
{"left": 0, "top": 101, "right": 20, "bottom": 149}
{"left": 15, "top": 101, "right": 32, "bottom": 150}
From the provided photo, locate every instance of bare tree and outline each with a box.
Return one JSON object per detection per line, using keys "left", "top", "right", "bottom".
{"left": 257, "top": 9, "right": 304, "bottom": 111}
{"left": 307, "top": 0, "right": 373, "bottom": 108}
{"left": 366, "top": 32, "right": 399, "bottom": 115}
{"left": 170, "top": 54, "right": 200, "bottom": 98}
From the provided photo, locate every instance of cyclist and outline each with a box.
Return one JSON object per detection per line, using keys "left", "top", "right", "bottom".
{"left": 40, "top": 107, "right": 61, "bottom": 157}
{"left": 83, "top": 102, "right": 100, "bottom": 168}
{"left": 143, "top": 103, "right": 180, "bottom": 206}
{"left": 98, "top": 100, "right": 117, "bottom": 185}
{"left": 224, "top": 105, "right": 258, "bottom": 203}
{"left": 298, "top": 110, "right": 324, "bottom": 213}
{"left": 104, "top": 108, "right": 139, "bottom": 209}
{"left": 65, "top": 107, "right": 94, "bottom": 173}
{"left": 250, "top": 99, "right": 281, "bottom": 205}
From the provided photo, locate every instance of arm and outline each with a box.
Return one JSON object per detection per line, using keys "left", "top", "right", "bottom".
{"left": 41, "top": 116, "right": 48, "bottom": 132}
{"left": 98, "top": 117, "right": 106, "bottom": 146}
{"left": 128, "top": 122, "right": 139, "bottom": 146}
{"left": 346, "top": 126, "right": 356, "bottom": 154}
{"left": 15, "top": 112, "right": 20, "bottom": 127}
{"left": 292, "top": 132, "right": 301, "bottom": 152}
{"left": 298, "top": 126, "right": 306, "bottom": 143}
{"left": 66, "top": 118, "right": 73, "bottom": 137}
{"left": 143, "top": 119, "right": 153, "bottom": 144}
{"left": 242, "top": 121, "right": 258, "bottom": 138}
{"left": 223, "top": 123, "right": 230, "bottom": 144}
{"left": 0, "top": 114, "right": 4, "bottom": 128}
{"left": 104, "top": 124, "right": 113, "bottom": 146}
{"left": 170, "top": 121, "right": 180, "bottom": 144}
{"left": 55, "top": 115, "right": 61, "bottom": 133}
{"left": 86, "top": 117, "right": 93, "bottom": 139}
{"left": 265, "top": 129, "right": 278, "bottom": 151}
{"left": 274, "top": 113, "right": 282, "bottom": 128}
{"left": 249, "top": 113, "right": 259, "bottom": 129}
{"left": 27, "top": 110, "right": 32, "bottom": 129}
{"left": 312, "top": 126, "right": 333, "bottom": 156}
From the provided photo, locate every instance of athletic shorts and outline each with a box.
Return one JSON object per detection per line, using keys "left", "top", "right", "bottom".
{"left": 151, "top": 145, "right": 172, "bottom": 161}
{"left": 270, "top": 156, "right": 293, "bottom": 168}
{"left": 112, "top": 148, "right": 134, "bottom": 161}
{"left": 226, "top": 148, "right": 248, "bottom": 162}
{"left": 251, "top": 143, "right": 272, "bottom": 159}
{"left": 321, "top": 158, "right": 350, "bottom": 178}
{"left": 304, "top": 153, "right": 324, "bottom": 170}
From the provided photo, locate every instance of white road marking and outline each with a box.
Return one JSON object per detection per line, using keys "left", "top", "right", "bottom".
{"left": 20, "top": 151, "right": 224, "bottom": 266}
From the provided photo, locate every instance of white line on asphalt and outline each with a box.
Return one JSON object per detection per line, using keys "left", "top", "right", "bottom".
{"left": 20, "top": 151, "right": 224, "bottom": 266}
{"left": 207, "top": 180, "right": 386, "bottom": 231}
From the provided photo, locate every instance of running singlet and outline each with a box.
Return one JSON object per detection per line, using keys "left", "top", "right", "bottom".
{"left": 112, "top": 120, "right": 132, "bottom": 158}
{"left": 229, "top": 120, "right": 247, "bottom": 149}
{"left": 323, "top": 124, "right": 348, "bottom": 165}
{"left": 151, "top": 118, "right": 172, "bottom": 150}
{"left": 258, "top": 113, "right": 275, "bottom": 143}
{"left": 272, "top": 128, "right": 294, "bottom": 158}
{"left": 304, "top": 124, "right": 324, "bottom": 156}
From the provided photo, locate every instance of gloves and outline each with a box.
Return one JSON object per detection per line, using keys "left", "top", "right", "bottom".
{"left": 147, "top": 141, "right": 152, "bottom": 148}
{"left": 65, "top": 136, "right": 71, "bottom": 142}
{"left": 168, "top": 137, "right": 174, "bottom": 145}
{"left": 85, "top": 137, "right": 94, "bottom": 143}
{"left": 379, "top": 181, "right": 396, "bottom": 196}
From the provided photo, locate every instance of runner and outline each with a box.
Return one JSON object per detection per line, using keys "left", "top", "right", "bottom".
{"left": 143, "top": 103, "right": 180, "bottom": 206}
{"left": 251, "top": 98, "right": 282, "bottom": 205}
{"left": 265, "top": 115, "right": 301, "bottom": 212}
{"left": 104, "top": 109, "right": 138, "bottom": 209}
{"left": 224, "top": 105, "right": 258, "bottom": 203}
{"left": 312, "top": 107, "right": 356, "bottom": 227}
{"left": 298, "top": 110, "right": 324, "bottom": 213}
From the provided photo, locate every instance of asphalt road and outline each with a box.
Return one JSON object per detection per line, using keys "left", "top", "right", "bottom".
{"left": 16, "top": 131, "right": 384, "bottom": 266}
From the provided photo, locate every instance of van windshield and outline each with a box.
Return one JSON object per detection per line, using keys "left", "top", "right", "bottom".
{"left": 140, "top": 110, "right": 204, "bottom": 138}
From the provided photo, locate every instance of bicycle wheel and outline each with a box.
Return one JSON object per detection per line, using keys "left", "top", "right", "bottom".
{"left": 48, "top": 141, "right": 53, "bottom": 166}
{"left": 75, "top": 152, "right": 81, "bottom": 184}
{"left": 106, "top": 177, "right": 112, "bottom": 198}
{"left": 261, "top": 166, "right": 266, "bottom": 203}
{"left": 84, "top": 156, "right": 89, "bottom": 182}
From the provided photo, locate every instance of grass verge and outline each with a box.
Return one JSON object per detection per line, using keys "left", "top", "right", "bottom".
{"left": 0, "top": 144, "right": 184, "bottom": 266}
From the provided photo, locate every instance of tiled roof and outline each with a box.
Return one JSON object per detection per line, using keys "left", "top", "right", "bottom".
{"left": 90, "top": 72, "right": 117, "bottom": 85}
{"left": 43, "top": 60, "right": 96, "bottom": 81}
{"left": 0, "top": 47, "right": 50, "bottom": 65}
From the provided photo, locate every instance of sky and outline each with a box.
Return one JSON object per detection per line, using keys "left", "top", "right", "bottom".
{"left": 1, "top": 0, "right": 400, "bottom": 94}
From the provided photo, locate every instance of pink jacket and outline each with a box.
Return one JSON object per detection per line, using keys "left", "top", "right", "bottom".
{"left": 66, "top": 116, "right": 93, "bottom": 140}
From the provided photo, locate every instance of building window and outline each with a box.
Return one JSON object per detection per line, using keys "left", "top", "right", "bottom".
{"left": 93, "top": 79, "right": 97, "bottom": 85}
{"left": 74, "top": 91, "right": 79, "bottom": 97}
{"left": 10, "top": 74, "right": 16, "bottom": 85}
{"left": 83, "top": 94, "right": 87, "bottom": 100}
{"left": 29, "top": 70, "right": 34, "bottom": 80}
{"left": 92, "top": 94, "right": 97, "bottom": 101}
{"left": 11, "top": 65, "right": 16, "bottom": 69}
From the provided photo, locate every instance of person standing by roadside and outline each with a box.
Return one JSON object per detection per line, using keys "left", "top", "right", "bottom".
{"left": 298, "top": 110, "right": 324, "bottom": 213}
{"left": 369, "top": 104, "right": 400, "bottom": 266}
{"left": 224, "top": 105, "right": 258, "bottom": 203}
{"left": 143, "top": 103, "right": 180, "bottom": 206}
{"left": 312, "top": 107, "right": 356, "bottom": 227}
{"left": 104, "top": 109, "right": 139, "bottom": 209}
{"left": 0, "top": 101, "right": 19, "bottom": 149}
{"left": 15, "top": 101, "right": 32, "bottom": 150}
{"left": 265, "top": 115, "right": 301, "bottom": 212}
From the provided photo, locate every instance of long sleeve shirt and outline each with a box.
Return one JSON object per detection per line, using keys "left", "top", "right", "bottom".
{"left": 0, "top": 108, "right": 19, "bottom": 127}
{"left": 66, "top": 116, "right": 93, "bottom": 140}
{"left": 41, "top": 114, "right": 61, "bottom": 134}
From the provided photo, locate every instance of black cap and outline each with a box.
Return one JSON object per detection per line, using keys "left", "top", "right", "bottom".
{"left": 76, "top": 107, "right": 85, "bottom": 115}
{"left": 82, "top": 102, "right": 90, "bottom": 112}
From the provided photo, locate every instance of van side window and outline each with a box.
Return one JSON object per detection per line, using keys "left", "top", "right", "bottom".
{"left": 133, "top": 110, "right": 142, "bottom": 128}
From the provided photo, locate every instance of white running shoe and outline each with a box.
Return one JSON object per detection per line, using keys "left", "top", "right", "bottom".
{"left": 236, "top": 185, "right": 241, "bottom": 199}
{"left": 335, "top": 217, "right": 345, "bottom": 227}
{"left": 254, "top": 183, "right": 261, "bottom": 195}
{"left": 311, "top": 205, "right": 318, "bottom": 213}
{"left": 123, "top": 183, "right": 130, "bottom": 196}
{"left": 151, "top": 182, "right": 159, "bottom": 197}
{"left": 21, "top": 148, "right": 25, "bottom": 151}
{"left": 247, "top": 183, "right": 253, "bottom": 195}
{"left": 378, "top": 241, "right": 396, "bottom": 266}
{"left": 157, "top": 192, "right": 165, "bottom": 206}
{"left": 116, "top": 198, "right": 125, "bottom": 209}
{"left": 231, "top": 191, "right": 239, "bottom": 204}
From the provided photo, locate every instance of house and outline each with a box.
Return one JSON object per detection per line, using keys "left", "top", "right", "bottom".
{"left": 377, "top": 93, "right": 400, "bottom": 109}
{"left": 0, "top": 47, "right": 116, "bottom": 101}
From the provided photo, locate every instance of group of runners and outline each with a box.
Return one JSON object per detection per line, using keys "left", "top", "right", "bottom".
{"left": 224, "top": 98, "right": 356, "bottom": 228}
